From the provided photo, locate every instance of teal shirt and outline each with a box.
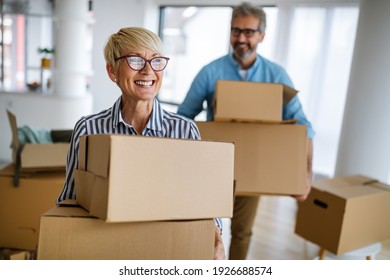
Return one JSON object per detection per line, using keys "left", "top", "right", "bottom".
{"left": 178, "top": 53, "right": 314, "bottom": 139}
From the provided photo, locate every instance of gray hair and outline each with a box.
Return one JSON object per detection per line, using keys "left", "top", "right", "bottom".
{"left": 231, "top": 2, "right": 267, "bottom": 33}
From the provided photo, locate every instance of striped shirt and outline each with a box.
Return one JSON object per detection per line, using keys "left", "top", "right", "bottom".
{"left": 56, "top": 97, "right": 222, "bottom": 229}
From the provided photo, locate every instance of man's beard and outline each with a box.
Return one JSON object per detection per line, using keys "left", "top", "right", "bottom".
{"left": 233, "top": 42, "right": 255, "bottom": 60}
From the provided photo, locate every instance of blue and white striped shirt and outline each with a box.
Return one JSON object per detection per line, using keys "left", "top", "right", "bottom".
{"left": 56, "top": 97, "right": 222, "bottom": 228}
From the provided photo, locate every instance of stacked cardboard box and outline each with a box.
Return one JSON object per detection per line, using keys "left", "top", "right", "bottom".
{"left": 38, "top": 202, "right": 216, "bottom": 260}
{"left": 1, "top": 111, "right": 69, "bottom": 257}
{"left": 0, "top": 164, "right": 65, "bottom": 251}
{"left": 295, "top": 175, "right": 390, "bottom": 255}
{"left": 37, "top": 134, "right": 235, "bottom": 260}
{"left": 197, "top": 80, "right": 308, "bottom": 196}
{"left": 214, "top": 80, "right": 298, "bottom": 123}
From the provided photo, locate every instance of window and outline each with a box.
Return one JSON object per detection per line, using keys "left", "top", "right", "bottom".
{"left": 158, "top": 4, "right": 359, "bottom": 178}
{"left": 0, "top": 0, "right": 54, "bottom": 91}
{"left": 158, "top": 5, "right": 276, "bottom": 118}
{"left": 281, "top": 6, "right": 359, "bottom": 177}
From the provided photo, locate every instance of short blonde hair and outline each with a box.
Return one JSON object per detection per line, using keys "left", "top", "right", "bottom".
{"left": 104, "top": 27, "right": 164, "bottom": 70}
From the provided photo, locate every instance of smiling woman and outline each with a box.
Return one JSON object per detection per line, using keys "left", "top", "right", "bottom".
{"left": 55, "top": 26, "right": 227, "bottom": 260}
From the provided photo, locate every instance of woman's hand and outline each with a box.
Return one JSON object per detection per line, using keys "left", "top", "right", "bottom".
{"left": 214, "top": 226, "right": 226, "bottom": 260}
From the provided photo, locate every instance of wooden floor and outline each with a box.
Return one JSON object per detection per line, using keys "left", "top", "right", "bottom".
{"left": 222, "top": 195, "right": 390, "bottom": 260}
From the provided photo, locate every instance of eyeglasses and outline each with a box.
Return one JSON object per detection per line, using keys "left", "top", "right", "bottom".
{"left": 231, "top": 27, "right": 260, "bottom": 37}
{"left": 115, "top": 55, "right": 170, "bottom": 72}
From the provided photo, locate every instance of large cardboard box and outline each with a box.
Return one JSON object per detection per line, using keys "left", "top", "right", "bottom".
{"left": 74, "top": 134, "right": 235, "bottom": 222}
{"left": 196, "top": 121, "right": 307, "bottom": 196}
{"left": 37, "top": 204, "right": 215, "bottom": 260}
{"left": 295, "top": 175, "right": 390, "bottom": 255}
{"left": 0, "top": 164, "right": 65, "bottom": 250}
{"left": 214, "top": 80, "right": 298, "bottom": 122}
{"left": 7, "top": 110, "right": 69, "bottom": 171}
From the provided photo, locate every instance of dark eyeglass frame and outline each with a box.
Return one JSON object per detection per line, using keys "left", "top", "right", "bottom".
{"left": 230, "top": 27, "right": 260, "bottom": 37}
{"left": 114, "top": 55, "right": 170, "bottom": 72}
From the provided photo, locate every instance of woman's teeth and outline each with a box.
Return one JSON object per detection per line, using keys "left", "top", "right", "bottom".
{"left": 135, "top": 81, "right": 153, "bottom": 86}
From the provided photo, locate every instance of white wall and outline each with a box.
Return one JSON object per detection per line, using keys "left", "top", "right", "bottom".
{"left": 90, "top": 0, "right": 359, "bottom": 114}
{"left": 0, "top": 93, "right": 92, "bottom": 161}
{"left": 0, "top": 0, "right": 94, "bottom": 161}
{"left": 335, "top": 0, "right": 390, "bottom": 183}
{"left": 90, "top": 0, "right": 155, "bottom": 113}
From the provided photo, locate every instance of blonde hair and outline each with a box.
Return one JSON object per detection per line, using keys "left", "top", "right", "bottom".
{"left": 104, "top": 27, "right": 164, "bottom": 70}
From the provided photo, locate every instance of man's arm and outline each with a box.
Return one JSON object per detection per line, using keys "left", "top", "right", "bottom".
{"left": 177, "top": 69, "right": 210, "bottom": 119}
{"left": 292, "top": 138, "right": 313, "bottom": 202}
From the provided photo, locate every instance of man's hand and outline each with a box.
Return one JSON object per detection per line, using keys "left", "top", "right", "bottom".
{"left": 214, "top": 226, "right": 226, "bottom": 260}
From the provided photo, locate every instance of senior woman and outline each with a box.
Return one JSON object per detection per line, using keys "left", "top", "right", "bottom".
{"left": 56, "top": 27, "right": 225, "bottom": 259}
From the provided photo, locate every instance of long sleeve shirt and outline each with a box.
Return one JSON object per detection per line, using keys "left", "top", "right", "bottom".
{"left": 178, "top": 53, "right": 314, "bottom": 139}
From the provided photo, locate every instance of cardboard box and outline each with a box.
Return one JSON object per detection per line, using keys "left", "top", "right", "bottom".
{"left": 295, "top": 175, "right": 390, "bottom": 255}
{"left": 74, "top": 134, "right": 234, "bottom": 222}
{"left": 7, "top": 110, "right": 69, "bottom": 171}
{"left": 196, "top": 121, "right": 307, "bottom": 196}
{"left": 0, "top": 164, "right": 65, "bottom": 250}
{"left": 37, "top": 204, "right": 215, "bottom": 260}
{"left": 0, "top": 248, "right": 31, "bottom": 260}
{"left": 214, "top": 80, "right": 298, "bottom": 122}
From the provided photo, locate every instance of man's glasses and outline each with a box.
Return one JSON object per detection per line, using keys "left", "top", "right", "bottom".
{"left": 231, "top": 27, "right": 260, "bottom": 37}
{"left": 115, "top": 55, "right": 170, "bottom": 71}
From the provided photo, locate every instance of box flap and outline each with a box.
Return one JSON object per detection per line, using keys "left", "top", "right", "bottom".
{"left": 58, "top": 199, "right": 79, "bottom": 206}
{"left": 74, "top": 169, "right": 94, "bottom": 210}
{"left": 282, "top": 84, "right": 299, "bottom": 105}
{"left": 0, "top": 163, "right": 34, "bottom": 178}
{"left": 43, "top": 203, "right": 91, "bottom": 218}
{"left": 313, "top": 175, "right": 389, "bottom": 199}
{"left": 368, "top": 181, "right": 390, "bottom": 192}
{"left": 87, "top": 174, "right": 109, "bottom": 220}
{"left": 85, "top": 134, "right": 111, "bottom": 178}
{"left": 216, "top": 80, "right": 298, "bottom": 101}
{"left": 0, "top": 163, "right": 66, "bottom": 177}
{"left": 21, "top": 143, "right": 68, "bottom": 169}
{"left": 78, "top": 135, "right": 87, "bottom": 171}
{"left": 215, "top": 118, "right": 297, "bottom": 125}
{"left": 6, "top": 110, "right": 20, "bottom": 162}
{"left": 74, "top": 168, "right": 115, "bottom": 221}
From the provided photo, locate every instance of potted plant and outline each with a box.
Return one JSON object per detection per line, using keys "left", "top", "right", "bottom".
{"left": 38, "top": 48, "right": 55, "bottom": 69}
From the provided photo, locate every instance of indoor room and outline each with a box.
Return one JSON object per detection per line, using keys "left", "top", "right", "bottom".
{"left": 0, "top": 0, "right": 389, "bottom": 268}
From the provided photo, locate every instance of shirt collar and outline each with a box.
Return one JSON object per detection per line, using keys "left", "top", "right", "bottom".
{"left": 112, "top": 97, "right": 164, "bottom": 132}
{"left": 228, "top": 52, "right": 260, "bottom": 70}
